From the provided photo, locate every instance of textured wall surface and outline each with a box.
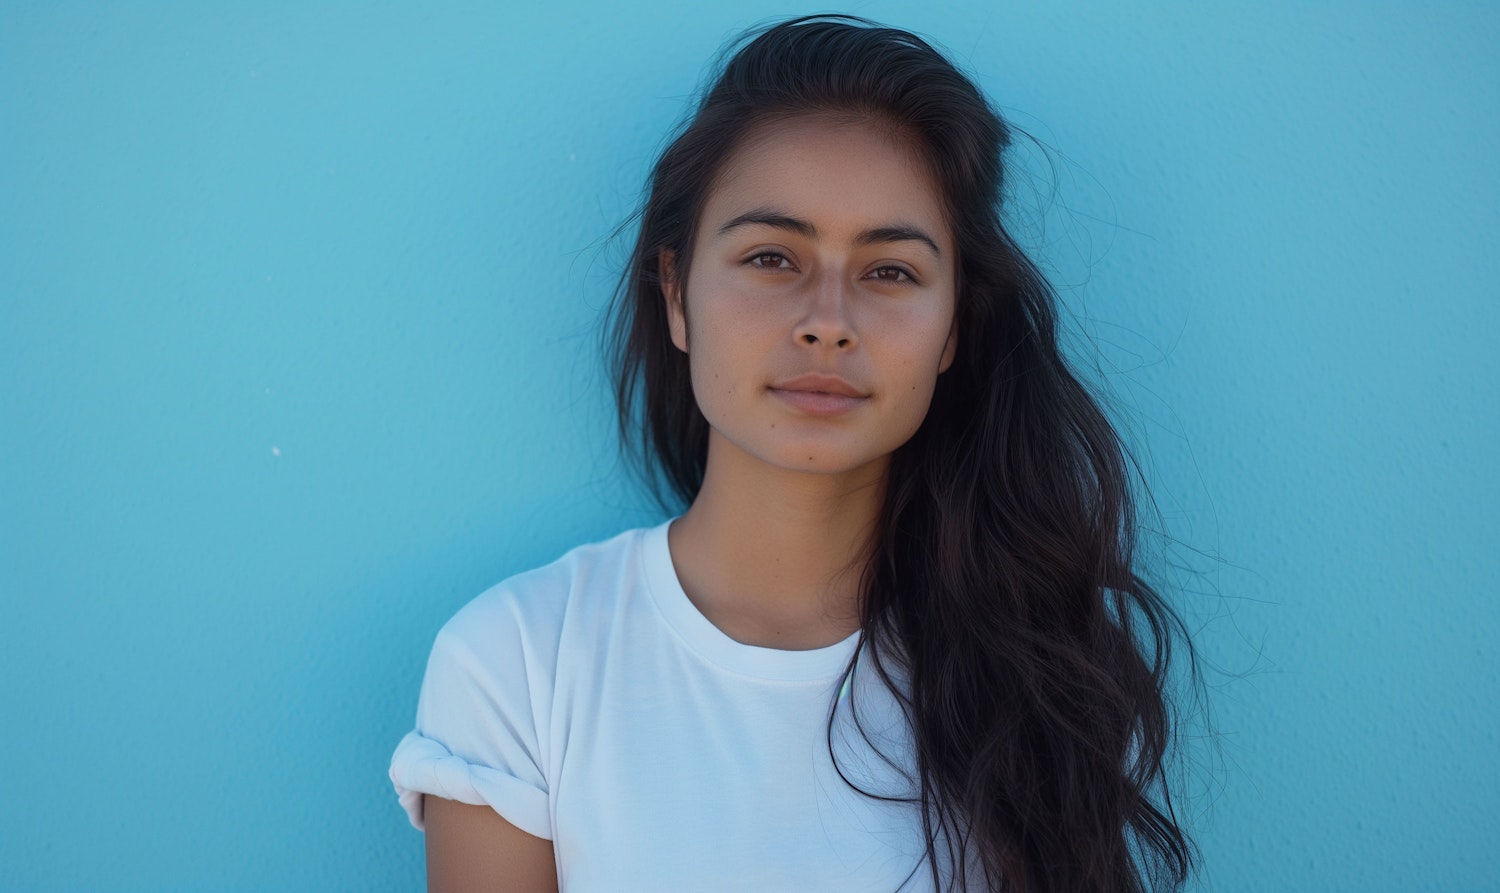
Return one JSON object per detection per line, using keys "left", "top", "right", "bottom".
{"left": 2, "top": 2, "right": 1496, "bottom": 890}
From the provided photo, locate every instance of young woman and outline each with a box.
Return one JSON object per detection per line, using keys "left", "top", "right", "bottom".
{"left": 391, "top": 14, "right": 1198, "bottom": 892}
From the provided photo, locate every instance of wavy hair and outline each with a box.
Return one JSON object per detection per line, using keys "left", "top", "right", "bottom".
{"left": 605, "top": 15, "right": 1199, "bottom": 892}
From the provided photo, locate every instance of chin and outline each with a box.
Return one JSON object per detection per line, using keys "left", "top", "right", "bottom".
{"left": 708, "top": 424, "right": 893, "bottom": 479}
{"left": 764, "top": 445, "right": 888, "bottom": 477}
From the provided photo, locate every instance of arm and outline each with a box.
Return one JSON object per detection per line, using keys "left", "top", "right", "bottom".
{"left": 424, "top": 794, "right": 559, "bottom": 893}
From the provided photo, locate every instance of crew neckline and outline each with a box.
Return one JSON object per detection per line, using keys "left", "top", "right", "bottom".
{"left": 639, "top": 518, "right": 861, "bottom": 682}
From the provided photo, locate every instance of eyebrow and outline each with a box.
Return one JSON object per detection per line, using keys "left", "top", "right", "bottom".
{"left": 715, "top": 207, "right": 943, "bottom": 259}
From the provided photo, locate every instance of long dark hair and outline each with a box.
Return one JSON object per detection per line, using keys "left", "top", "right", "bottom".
{"left": 605, "top": 15, "right": 1199, "bottom": 892}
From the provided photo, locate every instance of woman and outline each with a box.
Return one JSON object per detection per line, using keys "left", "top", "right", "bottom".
{"left": 391, "top": 14, "right": 1198, "bottom": 892}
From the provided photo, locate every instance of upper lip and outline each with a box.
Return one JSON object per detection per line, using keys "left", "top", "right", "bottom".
{"left": 770, "top": 373, "right": 868, "bottom": 398}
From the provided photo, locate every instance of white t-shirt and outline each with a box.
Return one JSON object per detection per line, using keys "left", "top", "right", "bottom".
{"left": 389, "top": 519, "right": 945, "bottom": 891}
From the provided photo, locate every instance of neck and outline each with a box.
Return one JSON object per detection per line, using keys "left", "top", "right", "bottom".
{"left": 667, "top": 431, "right": 887, "bottom": 650}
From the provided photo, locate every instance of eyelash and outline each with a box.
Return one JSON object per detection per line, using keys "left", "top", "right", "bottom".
{"left": 745, "top": 251, "right": 918, "bottom": 285}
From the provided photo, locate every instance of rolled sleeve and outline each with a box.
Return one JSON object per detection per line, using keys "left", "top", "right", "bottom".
{"left": 389, "top": 591, "right": 553, "bottom": 839}
{"left": 389, "top": 730, "right": 551, "bottom": 838}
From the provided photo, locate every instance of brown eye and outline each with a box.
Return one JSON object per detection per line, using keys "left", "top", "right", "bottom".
{"left": 872, "top": 265, "right": 915, "bottom": 283}
{"left": 748, "top": 252, "right": 791, "bottom": 270}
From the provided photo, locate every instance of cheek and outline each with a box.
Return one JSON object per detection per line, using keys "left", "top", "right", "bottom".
{"left": 884, "top": 314, "right": 954, "bottom": 417}
{"left": 889, "top": 306, "right": 956, "bottom": 371}
{"left": 684, "top": 308, "right": 749, "bottom": 415}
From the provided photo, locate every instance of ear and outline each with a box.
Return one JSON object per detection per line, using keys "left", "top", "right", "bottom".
{"left": 938, "top": 314, "right": 958, "bottom": 374}
{"left": 660, "top": 248, "right": 688, "bottom": 353}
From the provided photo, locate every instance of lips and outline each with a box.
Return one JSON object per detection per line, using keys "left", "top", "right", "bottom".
{"left": 769, "top": 373, "right": 868, "bottom": 398}
{"left": 768, "top": 373, "right": 869, "bottom": 416}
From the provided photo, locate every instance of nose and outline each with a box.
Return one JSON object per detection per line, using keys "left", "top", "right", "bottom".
{"left": 792, "top": 271, "right": 858, "bottom": 350}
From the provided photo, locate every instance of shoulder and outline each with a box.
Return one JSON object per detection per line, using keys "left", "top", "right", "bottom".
{"left": 414, "top": 521, "right": 667, "bottom": 742}
{"left": 433, "top": 521, "right": 664, "bottom": 667}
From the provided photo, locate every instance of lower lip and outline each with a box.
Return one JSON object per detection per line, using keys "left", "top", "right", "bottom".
{"left": 770, "top": 388, "right": 867, "bottom": 416}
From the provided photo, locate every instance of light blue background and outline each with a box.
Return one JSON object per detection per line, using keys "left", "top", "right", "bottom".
{"left": 3, "top": 2, "right": 1496, "bottom": 890}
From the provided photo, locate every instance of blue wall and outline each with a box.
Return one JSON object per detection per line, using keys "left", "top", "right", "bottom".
{"left": 3, "top": 3, "right": 1496, "bottom": 890}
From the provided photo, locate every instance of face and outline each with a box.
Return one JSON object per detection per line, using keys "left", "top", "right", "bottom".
{"left": 661, "top": 114, "right": 958, "bottom": 481}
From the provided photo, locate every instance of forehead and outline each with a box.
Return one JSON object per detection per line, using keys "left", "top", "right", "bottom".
{"left": 701, "top": 114, "right": 951, "bottom": 245}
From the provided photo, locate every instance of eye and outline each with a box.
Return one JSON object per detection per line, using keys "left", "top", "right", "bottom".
{"left": 870, "top": 264, "right": 917, "bottom": 284}
{"left": 746, "top": 251, "right": 794, "bottom": 271}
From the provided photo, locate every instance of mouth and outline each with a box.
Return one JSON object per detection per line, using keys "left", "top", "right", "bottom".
{"left": 770, "top": 373, "right": 868, "bottom": 398}
{"left": 768, "top": 373, "right": 869, "bottom": 416}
